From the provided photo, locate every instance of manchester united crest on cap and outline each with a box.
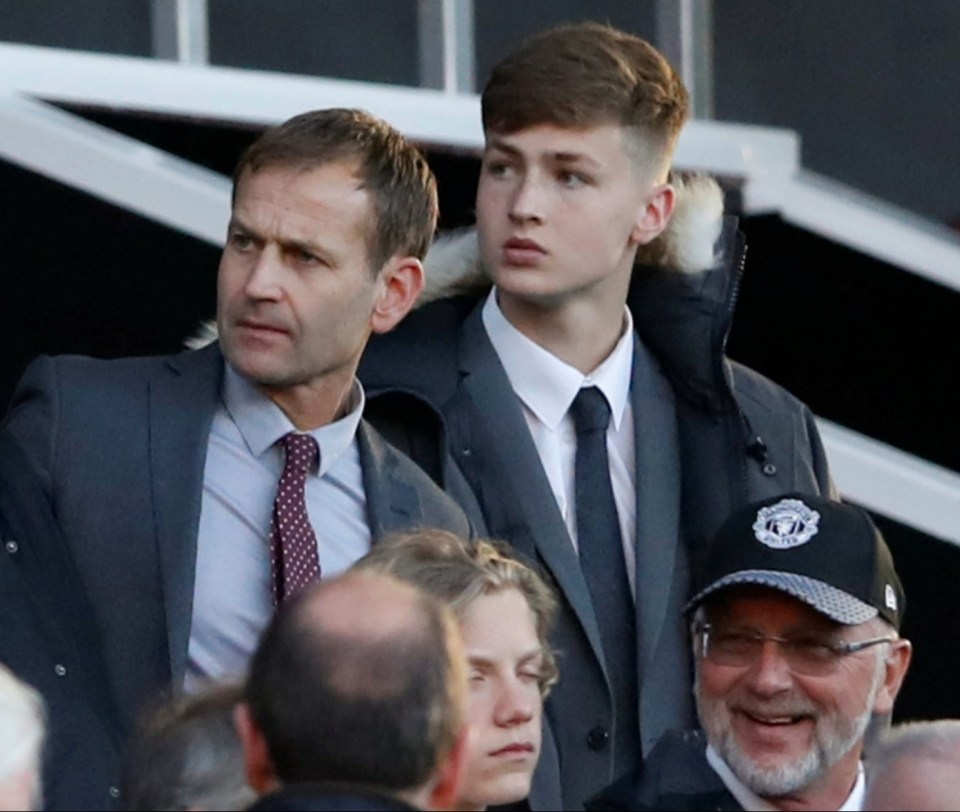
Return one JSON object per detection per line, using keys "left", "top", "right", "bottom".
{"left": 753, "top": 498, "right": 821, "bottom": 549}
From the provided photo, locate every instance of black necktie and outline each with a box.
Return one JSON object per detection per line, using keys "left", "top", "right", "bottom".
{"left": 570, "top": 386, "right": 640, "bottom": 773}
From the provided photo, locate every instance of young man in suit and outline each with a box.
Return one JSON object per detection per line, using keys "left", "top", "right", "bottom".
{"left": 360, "top": 23, "right": 835, "bottom": 809}
{"left": 1, "top": 109, "right": 473, "bottom": 751}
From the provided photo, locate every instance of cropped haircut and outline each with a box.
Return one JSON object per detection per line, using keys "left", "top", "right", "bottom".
{"left": 233, "top": 108, "right": 439, "bottom": 270}
{"left": 0, "top": 665, "right": 45, "bottom": 794}
{"left": 355, "top": 531, "right": 559, "bottom": 696}
{"left": 245, "top": 578, "right": 464, "bottom": 791}
{"left": 482, "top": 22, "right": 689, "bottom": 177}
{"left": 121, "top": 683, "right": 254, "bottom": 811}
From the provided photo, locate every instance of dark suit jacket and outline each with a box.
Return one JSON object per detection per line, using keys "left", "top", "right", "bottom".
{"left": 1, "top": 342, "right": 473, "bottom": 738}
{"left": 0, "top": 433, "right": 122, "bottom": 810}
{"left": 585, "top": 730, "right": 741, "bottom": 812}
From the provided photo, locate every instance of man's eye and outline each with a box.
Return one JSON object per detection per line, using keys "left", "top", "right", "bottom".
{"left": 789, "top": 639, "right": 836, "bottom": 662}
{"left": 230, "top": 233, "right": 253, "bottom": 250}
{"left": 484, "top": 161, "right": 514, "bottom": 178}
{"left": 714, "top": 633, "right": 757, "bottom": 655}
{"left": 558, "top": 170, "right": 588, "bottom": 188}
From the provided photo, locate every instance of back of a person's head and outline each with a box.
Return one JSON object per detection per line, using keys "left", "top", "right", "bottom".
{"left": 122, "top": 683, "right": 254, "bottom": 811}
{"left": 481, "top": 22, "right": 689, "bottom": 176}
{"left": 245, "top": 572, "right": 465, "bottom": 794}
{"left": 0, "top": 665, "right": 45, "bottom": 812}
{"left": 865, "top": 719, "right": 960, "bottom": 810}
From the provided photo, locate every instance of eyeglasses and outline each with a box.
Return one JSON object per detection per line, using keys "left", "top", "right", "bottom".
{"left": 695, "top": 623, "right": 896, "bottom": 677}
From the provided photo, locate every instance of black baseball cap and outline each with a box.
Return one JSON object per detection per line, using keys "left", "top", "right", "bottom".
{"left": 686, "top": 493, "right": 905, "bottom": 630}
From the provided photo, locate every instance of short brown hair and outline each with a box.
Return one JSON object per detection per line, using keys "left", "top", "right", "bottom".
{"left": 355, "top": 531, "right": 559, "bottom": 695}
{"left": 482, "top": 23, "right": 689, "bottom": 175}
{"left": 233, "top": 108, "right": 439, "bottom": 269}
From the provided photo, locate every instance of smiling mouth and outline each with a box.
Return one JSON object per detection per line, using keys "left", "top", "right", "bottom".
{"left": 740, "top": 710, "right": 813, "bottom": 728}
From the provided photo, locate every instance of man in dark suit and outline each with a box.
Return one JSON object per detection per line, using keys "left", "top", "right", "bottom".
{"left": 360, "top": 24, "right": 835, "bottom": 809}
{"left": 1, "top": 109, "right": 473, "bottom": 755}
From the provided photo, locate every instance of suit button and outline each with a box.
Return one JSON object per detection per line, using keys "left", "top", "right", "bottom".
{"left": 762, "top": 463, "right": 777, "bottom": 477}
{"left": 4, "top": 540, "right": 18, "bottom": 554}
{"left": 587, "top": 726, "right": 609, "bottom": 751}
{"left": 54, "top": 664, "right": 67, "bottom": 677}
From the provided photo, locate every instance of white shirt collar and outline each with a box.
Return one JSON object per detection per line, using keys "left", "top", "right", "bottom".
{"left": 705, "top": 744, "right": 865, "bottom": 812}
{"left": 481, "top": 289, "right": 634, "bottom": 431}
{"left": 222, "top": 363, "right": 365, "bottom": 477}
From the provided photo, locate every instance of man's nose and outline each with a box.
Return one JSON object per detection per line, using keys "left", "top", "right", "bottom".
{"left": 508, "top": 175, "right": 546, "bottom": 224}
{"left": 243, "top": 249, "right": 284, "bottom": 300}
{"left": 746, "top": 640, "right": 795, "bottom": 696}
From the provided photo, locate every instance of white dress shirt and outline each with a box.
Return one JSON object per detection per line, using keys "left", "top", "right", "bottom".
{"left": 186, "top": 363, "right": 370, "bottom": 690}
{"left": 706, "top": 745, "right": 866, "bottom": 811}
{"left": 482, "top": 290, "right": 638, "bottom": 594}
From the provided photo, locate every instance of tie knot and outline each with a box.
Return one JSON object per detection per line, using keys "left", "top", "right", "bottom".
{"left": 279, "top": 432, "right": 319, "bottom": 475}
{"left": 570, "top": 386, "right": 612, "bottom": 435}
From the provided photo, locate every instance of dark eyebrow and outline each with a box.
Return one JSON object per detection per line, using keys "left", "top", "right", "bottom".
{"left": 227, "top": 216, "right": 252, "bottom": 234}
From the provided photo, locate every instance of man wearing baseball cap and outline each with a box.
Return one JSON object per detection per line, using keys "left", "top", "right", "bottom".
{"left": 588, "top": 494, "right": 913, "bottom": 811}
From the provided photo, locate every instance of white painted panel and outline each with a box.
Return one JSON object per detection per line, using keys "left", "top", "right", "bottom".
{"left": 819, "top": 419, "right": 960, "bottom": 546}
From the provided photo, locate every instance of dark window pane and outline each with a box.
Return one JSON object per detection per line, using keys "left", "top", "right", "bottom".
{"left": 0, "top": 0, "right": 151, "bottom": 55}
{"left": 475, "top": 0, "right": 655, "bottom": 90}
{"left": 208, "top": 0, "right": 418, "bottom": 85}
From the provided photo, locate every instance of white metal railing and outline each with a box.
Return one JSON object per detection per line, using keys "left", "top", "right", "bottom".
{"left": 0, "top": 47, "right": 957, "bottom": 547}
{"left": 0, "top": 93, "right": 229, "bottom": 243}
{"left": 4, "top": 42, "right": 959, "bottom": 297}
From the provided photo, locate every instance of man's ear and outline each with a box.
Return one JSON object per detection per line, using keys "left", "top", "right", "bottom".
{"left": 426, "top": 727, "right": 470, "bottom": 811}
{"left": 371, "top": 256, "right": 426, "bottom": 335}
{"left": 871, "top": 639, "right": 913, "bottom": 715}
{"left": 630, "top": 182, "right": 676, "bottom": 246}
{"left": 234, "top": 702, "right": 278, "bottom": 795}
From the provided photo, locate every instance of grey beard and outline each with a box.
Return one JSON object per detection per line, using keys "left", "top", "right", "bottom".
{"left": 697, "top": 656, "right": 885, "bottom": 798}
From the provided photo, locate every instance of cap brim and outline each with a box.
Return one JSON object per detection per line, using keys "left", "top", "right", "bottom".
{"left": 685, "top": 569, "right": 879, "bottom": 626}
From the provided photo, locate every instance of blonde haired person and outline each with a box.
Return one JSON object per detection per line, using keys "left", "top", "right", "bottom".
{"left": 0, "top": 665, "right": 45, "bottom": 812}
{"left": 355, "top": 531, "right": 558, "bottom": 811}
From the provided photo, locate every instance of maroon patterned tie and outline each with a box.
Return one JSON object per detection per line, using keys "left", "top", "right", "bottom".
{"left": 270, "top": 432, "right": 321, "bottom": 605}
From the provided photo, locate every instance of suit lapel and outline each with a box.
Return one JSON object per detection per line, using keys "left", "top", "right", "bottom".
{"left": 357, "top": 421, "right": 420, "bottom": 537}
{"left": 631, "top": 338, "right": 683, "bottom": 681}
{"left": 454, "top": 309, "right": 606, "bottom": 667}
{"left": 149, "top": 342, "right": 223, "bottom": 686}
